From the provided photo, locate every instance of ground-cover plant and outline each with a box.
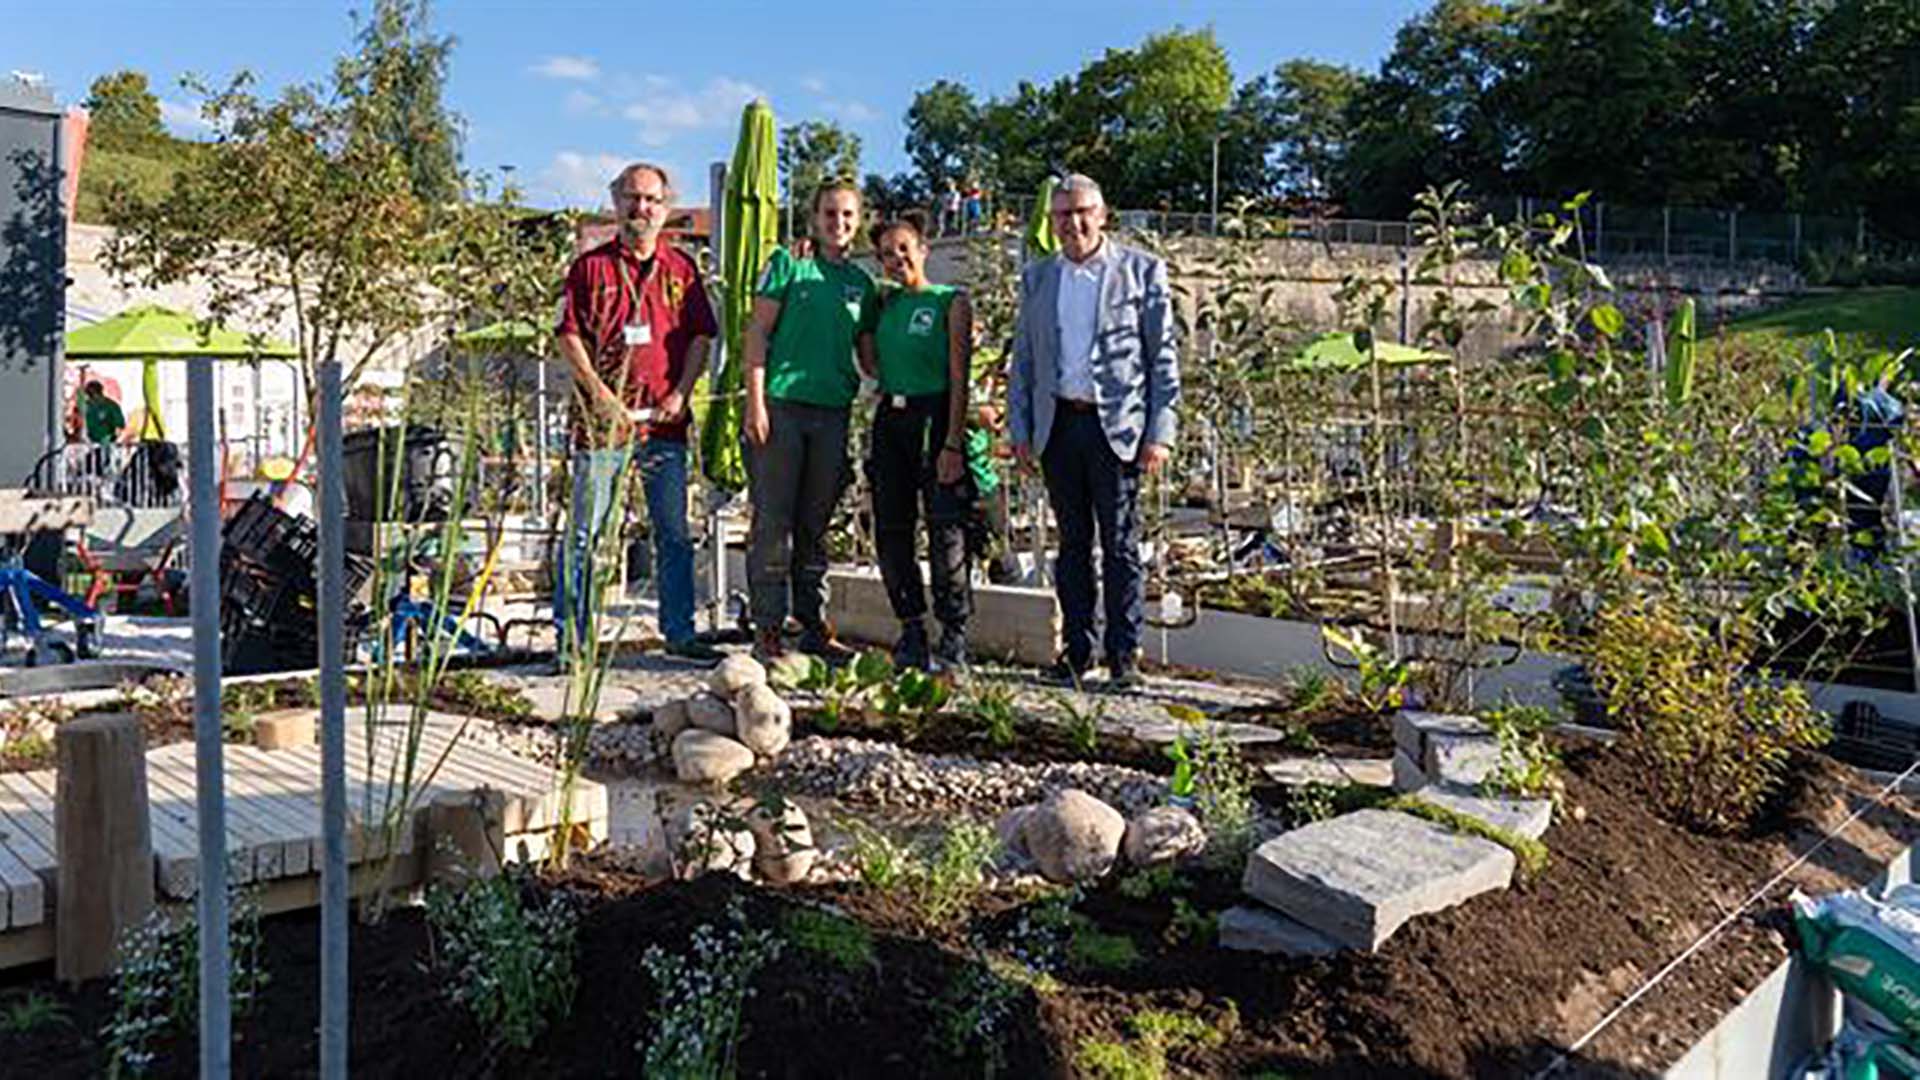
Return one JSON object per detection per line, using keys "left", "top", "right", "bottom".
{"left": 1386, "top": 794, "right": 1550, "bottom": 878}
{"left": 1074, "top": 1006, "right": 1232, "bottom": 1080}
{"left": 929, "top": 958, "right": 1024, "bottom": 1078}
{"left": 435, "top": 670, "right": 535, "bottom": 722}
{"left": 0, "top": 698, "right": 74, "bottom": 766}
{"left": 781, "top": 908, "right": 874, "bottom": 973}
{"left": 793, "top": 650, "right": 894, "bottom": 731}
{"left": 0, "top": 991, "right": 69, "bottom": 1034}
{"left": 638, "top": 898, "right": 783, "bottom": 1080}
{"left": 842, "top": 818, "right": 915, "bottom": 892}
{"left": 424, "top": 871, "right": 578, "bottom": 1051}
{"left": 961, "top": 676, "right": 1020, "bottom": 749}
{"left": 1049, "top": 689, "right": 1106, "bottom": 756}
{"left": 1067, "top": 916, "right": 1142, "bottom": 973}
{"left": 1284, "top": 780, "right": 1342, "bottom": 827}
{"left": 872, "top": 665, "right": 954, "bottom": 736}
{"left": 1165, "top": 898, "right": 1217, "bottom": 946}
{"left": 105, "top": 886, "right": 267, "bottom": 1077}
{"left": 1116, "top": 865, "right": 1184, "bottom": 901}
{"left": 1190, "top": 727, "right": 1257, "bottom": 868}
{"left": 1482, "top": 701, "right": 1564, "bottom": 805}
{"left": 1589, "top": 597, "right": 1830, "bottom": 834}
{"left": 915, "top": 821, "right": 999, "bottom": 927}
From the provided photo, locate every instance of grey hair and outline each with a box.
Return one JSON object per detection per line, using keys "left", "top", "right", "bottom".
{"left": 1052, "top": 173, "right": 1104, "bottom": 204}
{"left": 609, "top": 162, "right": 674, "bottom": 198}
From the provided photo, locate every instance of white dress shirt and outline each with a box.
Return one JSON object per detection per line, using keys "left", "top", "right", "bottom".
{"left": 1055, "top": 241, "right": 1109, "bottom": 403}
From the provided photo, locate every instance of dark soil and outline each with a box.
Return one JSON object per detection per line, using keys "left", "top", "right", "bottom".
{"left": 2, "top": 742, "right": 1912, "bottom": 1078}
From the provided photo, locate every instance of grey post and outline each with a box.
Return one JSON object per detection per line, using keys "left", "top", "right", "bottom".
{"left": 188, "top": 354, "right": 231, "bottom": 1078}
{"left": 1662, "top": 206, "right": 1671, "bottom": 264}
{"left": 317, "top": 355, "right": 349, "bottom": 1079}
{"left": 707, "top": 160, "right": 729, "bottom": 633}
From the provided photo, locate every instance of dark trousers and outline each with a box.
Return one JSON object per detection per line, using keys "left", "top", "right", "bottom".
{"left": 867, "top": 392, "right": 972, "bottom": 631}
{"left": 747, "top": 399, "right": 850, "bottom": 631}
{"left": 1041, "top": 407, "right": 1143, "bottom": 666}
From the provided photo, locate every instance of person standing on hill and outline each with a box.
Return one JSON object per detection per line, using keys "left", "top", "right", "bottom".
{"left": 554, "top": 162, "right": 723, "bottom": 665}
{"left": 865, "top": 212, "right": 974, "bottom": 671}
{"left": 742, "top": 180, "right": 880, "bottom": 663}
{"left": 1008, "top": 173, "right": 1180, "bottom": 691}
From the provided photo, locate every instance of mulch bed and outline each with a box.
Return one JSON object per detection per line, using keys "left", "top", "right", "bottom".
{"left": 1, "top": 742, "right": 1913, "bottom": 1077}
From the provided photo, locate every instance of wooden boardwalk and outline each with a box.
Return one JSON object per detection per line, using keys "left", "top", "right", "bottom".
{"left": 0, "top": 712, "right": 605, "bottom": 945}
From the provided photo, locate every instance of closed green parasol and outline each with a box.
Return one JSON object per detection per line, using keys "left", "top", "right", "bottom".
{"left": 700, "top": 99, "right": 781, "bottom": 492}
{"left": 1025, "top": 175, "right": 1059, "bottom": 257}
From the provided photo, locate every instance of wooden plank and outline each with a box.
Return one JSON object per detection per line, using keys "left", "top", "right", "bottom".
{"left": 411, "top": 715, "right": 606, "bottom": 826}
{"left": 399, "top": 725, "right": 544, "bottom": 835}
{"left": 0, "top": 773, "right": 58, "bottom": 871}
{"left": 131, "top": 749, "right": 266, "bottom": 883}
{"left": 215, "top": 746, "right": 384, "bottom": 864}
{"left": 8, "top": 763, "right": 202, "bottom": 899}
{"left": 249, "top": 744, "right": 413, "bottom": 861}
{"left": 212, "top": 747, "right": 325, "bottom": 874}
{"left": 0, "top": 839, "right": 42, "bottom": 928}
{"left": 145, "top": 745, "right": 295, "bottom": 881}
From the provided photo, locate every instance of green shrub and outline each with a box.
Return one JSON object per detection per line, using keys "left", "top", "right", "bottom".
{"left": 783, "top": 908, "right": 875, "bottom": 972}
{"left": 425, "top": 874, "right": 577, "bottom": 1050}
{"left": 1068, "top": 918, "right": 1141, "bottom": 972}
{"left": 1482, "top": 701, "right": 1564, "bottom": 805}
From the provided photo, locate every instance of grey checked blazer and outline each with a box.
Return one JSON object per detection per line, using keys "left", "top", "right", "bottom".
{"left": 1008, "top": 240, "right": 1180, "bottom": 461}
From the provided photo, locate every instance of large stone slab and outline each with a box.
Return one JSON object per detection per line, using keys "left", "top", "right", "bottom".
{"left": 1218, "top": 904, "right": 1345, "bottom": 957}
{"left": 1404, "top": 787, "right": 1553, "bottom": 841}
{"left": 1242, "top": 809, "right": 1516, "bottom": 951}
{"left": 1392, "top": 710, "right": 1485, "bottom": 761}
{"left": 1392, "top": 749, "right": 1425, "bottom": 794}
{"left": 1427, "top": 735, "right": 1502, "bottom": 788}
{"left": 1264, "top": 756, "right": 1393, "bottom": 788}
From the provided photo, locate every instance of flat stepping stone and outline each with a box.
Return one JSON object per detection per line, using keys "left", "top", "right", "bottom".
{"left": 1263, "top": 757, "right": 1392, "bottom": 788}
{"left": 1242, "top": 808, "right": 1516, "bottom": 951}
{"left": 1402, "top": 787, "right": 1553, "bottom": 841}
{"left": 1127, "top": 719, "right": 1291, "bottom": 746}
{"left": 1394, "top": 710, "right": 1501, "bottom": 788}
{"left": 1218, "top": 904, "right": 1345, "bottom": 957}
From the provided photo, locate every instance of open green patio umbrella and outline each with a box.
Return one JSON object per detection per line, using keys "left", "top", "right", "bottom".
{"left": 1025, "top": 175, "right": 1059, "bottom": 257}
{"left": 451, "top": 319, "right": 543, "bottom": 352}
{"left": 1290, "top": 331, "right": 1448, "bottom": 374}
{"left": 700, "top": 98, "right": 780, "bottom": 492}
{"left": 66, "top": 304, "right": 298, "bottom": 440}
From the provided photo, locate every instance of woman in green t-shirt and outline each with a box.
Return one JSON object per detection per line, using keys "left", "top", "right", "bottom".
{"left": 742, "top": 181, "right": 881, "bottom": 663}
{"left": 865, "top": 212, "right": 975, "bottom": 670}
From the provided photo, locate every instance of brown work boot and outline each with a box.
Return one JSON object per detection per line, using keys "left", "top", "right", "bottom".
{"left": 797, "top": 621, "right": 858, "bottom": 666}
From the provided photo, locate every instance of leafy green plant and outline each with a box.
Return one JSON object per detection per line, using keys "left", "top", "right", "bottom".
{"left": 1286, "top": 669, "right": 1334, "bottom": 714}
{"left": 638, "top": 898, "right": 782, "bottom": 1080}
{"left": 915, "top": 821, "right": 999, "bottom": 927}
{"left": 1050, "top": 691, "right": 1106, "bottom": 756}
{"left": 963, "top": 677, "right": 1020, "bottom": 749}
{"left": 1075, "top": 1006, "right": 1231, "bottom": 1080}
{"left": 843, "top": 818, "right": 916, "bottom": 892}
{"left": 1284, "top": 781, "right": 1341, "bottom": 827}
{"left": 1164, "top": 736, "right": 1198, "bottom": 800}
{"left": 1067, "top": 916, "right": 1141, "bottom": 972}
{"left": 782, "top": 908, "right": 874, "bottom": 973}
{"left": 0, "top": 991, "right": 69, "bottom": 1034}
{"left": 1323, "top": 625, "right": 1410, "bottom": 714}
{"left": 797, "top": 650, "right": 896, "bottom": 731}
{"left": 105, "top": 886, "right": 267, "bottom": 1078}
{"left": 1191, "top": 728, "right": 1256, "bottom": 868}
{"left": 874, "top": 666, "right": 954, "bottom": 735}
{"left": 1165, "top": 898, "right": 1217, "bottom": 946}
{"left": 1482, "top": 702, "right": 1564, "bottom": 805}
{"left": 1117, "top": 864, "right": 1183, "bottom": 901}
{"left": 425, "top": 872, "right": 577, "bottom": 1050}
{"left": 1589, "top": 598, "right": 1830, "bottom": 834}
{"left": 930, "top": 959, "right": 1023, "bottom": 1077}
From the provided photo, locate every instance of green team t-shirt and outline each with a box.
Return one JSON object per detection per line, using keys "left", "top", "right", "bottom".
{"left": 873, "top": 284, "right": 958, "bottom": 397}
{"left": 757, "top": 248, "right": 879, "bottom": 408}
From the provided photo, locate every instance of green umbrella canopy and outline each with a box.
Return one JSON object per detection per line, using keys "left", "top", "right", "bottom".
{"left": 451, "top": 319, "right": 544, "bottom": 353}
{"left": 1025, "top": 176, "right": 1059, "bottom": 256}
{"left": 1290, "top": 331, "right": 1448, "bottom": 374}
{"left": 701, "top": 98, "right": 780, "bottom": 492}
{"left": 65, "top": 304, "right": 297, "bottom": 359}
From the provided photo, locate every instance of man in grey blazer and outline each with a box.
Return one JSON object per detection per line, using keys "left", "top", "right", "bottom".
{"left": 1009, "top": 174, "right": 1179, "bottom": 689}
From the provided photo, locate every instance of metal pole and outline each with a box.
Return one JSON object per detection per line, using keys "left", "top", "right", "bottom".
{"left": 315, "top": 356, "right": 348, "bottom": 1079}
{"left": 1663, "top": 206, "right": 1671, "bottom": 265}
{"left": 1793, "top": 213, "right": 1803, "bottom": 265}
{"left": 534, "top": 358, "right": 548, "bottom": 526}
{"left": 48, "top": 112, "right": 66, "bottom": 490}
{"left": 1728, "top": 209, "right": 1738, "bottom": 265}
{"left": 187, "top": 354, "right": 230, "bottom": 1079}
{"left": 1594, "top": 202, "right": 1604, "bottom": 260}
{"left": 1890, "top": 438, "right": 1920, "bottom": 696}
{"left": 707, "top": 161, "right": 728, "bottom": 634}
{"left": 1210, "top": 133, "right": 1220, "bottom": 237}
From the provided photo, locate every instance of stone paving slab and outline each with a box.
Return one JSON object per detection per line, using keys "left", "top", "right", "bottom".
{"left": 1426, "top": 735, "right": 1502, "bottom": 788}
{"left": 1218, "top": 903, "right": 1346, "bottom": 957}
{"left": 1392, "top": 710, "right": 1488, "bottom": 761}
{"left": 1263, "top": 757, "right": 1393, "bottom": 788}
{"left": 1404, "top": 787, "right": 1553, "bottom": 841}
{"left": 1242, "top": 808, "right": 1516, "bottom": 951}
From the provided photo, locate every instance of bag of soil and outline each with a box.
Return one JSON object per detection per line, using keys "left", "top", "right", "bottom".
{"left": 1800, "top": 1020, "right": 1920, "bottom": 1080}
{"left": 1795, "top": 886, "right": 1920, "bottom": 1046}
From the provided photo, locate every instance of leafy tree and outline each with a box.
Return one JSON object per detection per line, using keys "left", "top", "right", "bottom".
{"left": 341, "top": 0, "right": 463, "bottom": 205}
{"left": 861, "top": 172, "right": 928, "bottom": 219}
{"left": 1061, "top": 28, "right": 1236, "bottom": 209}
{"left": 778, "top": 120, "right": 862, "bottom": 210}
{"left": 86, "top": 70, "right": 166, "bottom": 149}
{"left": 1260, "top": 60, "right": 1362, "bottom": 200}
{"left": 904, "top": 80, "right": 983, "bottom": 192}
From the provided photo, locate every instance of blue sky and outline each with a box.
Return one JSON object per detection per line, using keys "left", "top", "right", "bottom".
{"left": 6, "top": 0, "right": 1429, "bottom": 211}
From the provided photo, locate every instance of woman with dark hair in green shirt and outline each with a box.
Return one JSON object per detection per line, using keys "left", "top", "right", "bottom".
{"left": 866, "top": 212, "right": 975, "bottom": 670}
{"left": 742, "top": 181, "right": 880, "bottom": 663}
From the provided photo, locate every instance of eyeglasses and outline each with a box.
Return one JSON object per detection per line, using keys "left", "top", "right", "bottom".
{"left": 614, "top": 190, "right": 670, "bottom": 207}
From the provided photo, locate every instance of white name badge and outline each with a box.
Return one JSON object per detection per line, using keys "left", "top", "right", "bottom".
{"left": 623, "top": 322, "right": 653, "bottom": 347}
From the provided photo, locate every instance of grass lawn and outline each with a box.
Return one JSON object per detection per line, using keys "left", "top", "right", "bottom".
{"left": 1722, "top": 287, "right": 1920, "bottom": 346}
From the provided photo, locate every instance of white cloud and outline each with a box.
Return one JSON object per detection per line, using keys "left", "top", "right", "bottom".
{"left": 158, "top": 99, "right": 213, "bottom": 135}
{"left": 563, "top": 89, "right": 603, "bottom": 116}
{"left": 536, "top": 151, "right": 626, "bottom": 209}
{"left": 620, "top": 76, "right": 763, "bottom": 147}
{"left": 531, "top": 55, "right": 599, "bottom": 81}
{"left": 799, "top": 75, "right": 827, "bottom": 95}
{"left": 824, "top": 99, "right": 878, "bottom": 123}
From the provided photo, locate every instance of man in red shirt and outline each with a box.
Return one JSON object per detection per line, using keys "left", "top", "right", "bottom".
{"left": 555, "top": 162, "right": 722, "bottom": 663}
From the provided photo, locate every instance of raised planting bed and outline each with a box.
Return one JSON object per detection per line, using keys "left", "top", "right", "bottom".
{"left": 3, "top": 735, "right": 1912, "bottom": 1077}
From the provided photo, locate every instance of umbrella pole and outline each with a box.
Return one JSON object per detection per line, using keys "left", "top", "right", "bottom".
{"left": 707, "top": 161, "right": 729, "bottom": 635}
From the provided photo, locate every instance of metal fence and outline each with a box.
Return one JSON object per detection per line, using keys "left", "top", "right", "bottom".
{"left": 25, "top": 442, "right": 188, "bottom": 509}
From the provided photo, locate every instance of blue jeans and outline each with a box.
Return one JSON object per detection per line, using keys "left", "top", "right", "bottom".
{"left": 558, "top": 440, "right": 697, "bottom": 650}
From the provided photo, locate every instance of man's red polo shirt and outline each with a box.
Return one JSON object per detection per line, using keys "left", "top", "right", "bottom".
{"left": 556, "top": 238, "right": 717, "bottom": 444}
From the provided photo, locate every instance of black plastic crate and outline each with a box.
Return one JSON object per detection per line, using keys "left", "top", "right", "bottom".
{"left": 1829, "top": 701, "right": 1920, "bottom": 772}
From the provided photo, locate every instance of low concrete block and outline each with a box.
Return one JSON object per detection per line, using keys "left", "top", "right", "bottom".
{"left": 1264, "top": 756, "right": 1393, "bottom": 788}
{"left": 1426, "top": 734, "right": 1502, "bottom": 788}
{"left": 1218, "top": 904, "right": 1345, "bottom": 957}
{"left": 827, "top": 568, "right": 1060, "bottom": 666}
{"left": 1406, "top": 786, "right": 1553, "bottom": 841}
{"left": 1393, "top": 710, "right": 1487, "bottom": 761}
{"left": 254, "top": 708, "right": 316, "bottom": 751}
{"left": 1242, "top": 808, "right": 1516, "bottom": 951}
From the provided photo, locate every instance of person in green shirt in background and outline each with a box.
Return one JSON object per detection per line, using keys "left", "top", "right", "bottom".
{"left": 743, "top": 180, "right": 880, "bottom": 663}
{"left": 865, "top": 212, "right": 975, "bottom": 670}
{"left": 82, "top": 380, "right": 126, "bottom": 445}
